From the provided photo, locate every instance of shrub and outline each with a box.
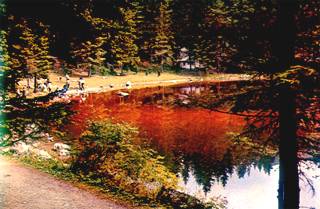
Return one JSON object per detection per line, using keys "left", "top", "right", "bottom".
{"left": 71, "top": 120, "right": 177, "bottom": 199}
{"left": 99, "top": 66, "right": 110, "bottom": 76}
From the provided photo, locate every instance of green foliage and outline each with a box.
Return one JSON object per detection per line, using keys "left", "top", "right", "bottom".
{"left": 158, "top": 187, "right": 227, "bottom": 209}
{"left": 0, "top": 97, "right": 74, "bottom": 147}
{"left": 0, "top": 30, "right": 10, "bottom": 71}
{"left": 0, "top": 14, "right": 74, "bottom": 147}
{"left": 110, "top": 1, "right": 141, "bottom": 69}
{"left": 0, "top": 29, "right": 9, "bottom": 118}
{"left": 151, "top": 0, "right": 174, "bottom": 65}
{"left": 228, "top": 132, "right": 277, "bottom": 157}
{"left": 8, "top": 18, "right": 52, "bottom": 76}
{"left": 206, "top": 0, "right": 256, "bottom": 28}
{"left": 76, "top": 0, "right": 141, "bottom": 70}
{"left": 0, "top": 30, "right": 14, "bottom": 92}
{"left": 275, "top": 65, "right": 318, "bottom": 87}
{"left": 3, "top": 17, "right": 52, "bottom": 93}
{"left": 71, "top": 36, "right": 107, "bottom": 76}
{"left": 0, "top": 1, "right": 5, "bottom": 16}
{"left": 3, "top": 0, "right": 318, "bottom": 74}
{"left": 18, "top": 155, "right": 75, "bottom": 180}
{"left": 72, "top": 120, "right": 178, "bottom": 199}
{"left": 192, "top": 0, "right": 258, "bottom": 72}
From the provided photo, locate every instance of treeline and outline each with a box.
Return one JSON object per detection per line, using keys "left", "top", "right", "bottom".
{"left": 0, "top": 0, "right": 319, "bottom": 89}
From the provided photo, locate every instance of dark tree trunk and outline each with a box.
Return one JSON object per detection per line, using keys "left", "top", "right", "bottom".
{"left": 27, "top": 77, "right": 30, "bottom": 89}
{"left": 278, "top": 86, "right": 299, "bottom": 209}
{"left": 278, "top": 159, "right": 284, "bottom": 209}
{"left": 120, "top": 64, "right": 123, "bottom": 75}
{"left": 188, "top": 50, "right": 193, "bottom": 71}
{"left": 11, "top": 77, "right": 16, "bottom": 92}
{"left": 33, "top": 73, "right": 37, "bottom": 93}
{"left": 87, "top": 65, "right": 92, "bottom": 77}
{"left": 274, "top": 1, "right": 299, "bottom": 209}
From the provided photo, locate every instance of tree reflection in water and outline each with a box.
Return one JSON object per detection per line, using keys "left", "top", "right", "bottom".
{"left": 66, "top": 82, "right": 320, "bottom": 209}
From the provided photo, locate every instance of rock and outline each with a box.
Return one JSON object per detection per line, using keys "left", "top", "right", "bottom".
{"left": 59, "top": 149, "right": 70, "bottom": 157}
{"left": 47, "top": 136, "right": 54, "bottom": 142}
{"left": 53, "top": 143, "right": 71, "bottom": 157}
{"left": 117, "top": 91, "right": 129, "bottom": 97}
{"left": 44, "top": 133, "right": 54, "bottom": 142}
{"left": 11, "top": 142, "right": 52, "bottom": 159}
{"left": 182, "top": 99, "right": 191, "bottom": 105}
{"left": 53, "top": 143, "right": 71, "bottom": 151}
{"left": 125, "top": 81, "right": 132, "bottom": 89}
{"left": 32, "top": 149, "right": 52, "bottom": 159}
{"left": 133, "top": 179, "right": 162, "bottom": 198}
{"left": 157, "top": 188, "right": 209, "bottom": 209}
{"left": 12, "top": 142, "right": 32, "bottom": 154}
{"left": 32, "top": 142, "right": 40, "bottom": 147}
{"left": 0, "top": 147, "right": 11, "bottom": 153}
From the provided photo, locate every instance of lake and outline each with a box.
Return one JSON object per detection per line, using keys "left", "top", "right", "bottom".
{"left": 67, "top": 82, "right": 320, "bottom": 209}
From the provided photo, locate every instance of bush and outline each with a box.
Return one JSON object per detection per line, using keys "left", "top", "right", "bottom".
{"left": 71, "top": 120, "right": 178, "bottom": 199}
{"left": 99, "top": 66, "right": 110, "bottom": 76}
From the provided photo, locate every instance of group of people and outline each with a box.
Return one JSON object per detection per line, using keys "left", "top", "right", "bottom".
{"left": 38, "top": 78, "right": 53, "bottom": 93}
{"left": 60, "top": 74, "right": 85, "bottom": 91}
{"left": 16, "top": 73, "right": 138, "bottom": 99}
{"left": 16, "top": 86, "right": 27, "bottom": 98}
{"left": 16, "top": 78, "right": 53, "bottom": 98}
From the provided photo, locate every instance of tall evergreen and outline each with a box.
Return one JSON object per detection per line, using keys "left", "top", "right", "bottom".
{"left": 71, "top": 36, "right": 106, "bottom": 76}
{"left": 7, "top": 18, "right": 52, "bottom": 92}
{"left": 171, "top": 0, "right": 208, "bottom": 68}
{"left": 110, "top": 1, "right": 141, "bottom": 70}
{"left": 136, "top": 0, "right": 158, "bottom": 61}
{"left": 151, "top": 0, "right": 174, "bottom": 65}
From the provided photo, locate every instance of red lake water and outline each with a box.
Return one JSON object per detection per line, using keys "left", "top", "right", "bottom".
{"left": 67, "top": 82, "right": 320, "bottom": 209}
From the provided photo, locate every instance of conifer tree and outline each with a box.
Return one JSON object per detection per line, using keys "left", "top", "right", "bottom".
{"left": 110, "top": 1, "right": 141, "bottom": 71}
{"left": 172, "top": 0, "right": 207, "bottom": 70}
{"left": 76, "top": 0, "right": 141, "bottom": 72}
{"left": 151, "top": 0, "right": 174, "bottom": 66}
{"left": 71, "top": 36, "right": 107, "bottom": 77}
{"left": 0, "top": 31, "right": 9, "bottom": 72}
{"left": 7, "top": 18, "right": 52, "bottom": 92}
{"left": 0, "top": 1, "right": 10, "bottom": 94}
{"left": 135, "top": 1, "right": 157, "bottom": 62}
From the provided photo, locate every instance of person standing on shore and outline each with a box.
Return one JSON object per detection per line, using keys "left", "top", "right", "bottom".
{"left": 65, "top": 74, "right": 70, "bottom": 88}
{"left": 78, "top": 77, "right": 85, "bottom": 91}
{"left": 47, "top": 80, "right": 52, "bottom": 93}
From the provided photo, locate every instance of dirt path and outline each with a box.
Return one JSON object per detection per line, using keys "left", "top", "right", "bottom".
{"left": 19, "top": 72, "right": 251, "bottom": 98}
{"left": 0, "top": 157, "right": 131, "bottom": 209}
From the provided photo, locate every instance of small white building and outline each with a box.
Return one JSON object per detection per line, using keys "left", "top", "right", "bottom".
{"left": 177, "top": 48, "right": 204, "bottom": 70}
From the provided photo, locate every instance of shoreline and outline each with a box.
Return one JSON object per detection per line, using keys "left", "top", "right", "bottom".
{"left": 63, "top": 74, "right": 251, "bottom": 96}
{"left": 19, "top": 72, "right": 252, "bottom": 99}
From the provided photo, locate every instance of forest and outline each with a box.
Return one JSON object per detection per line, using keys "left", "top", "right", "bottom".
{"left": 0, "top": 0, "right": 319, "bottom": 209}
{"left": 1, "top": 0, "right": 318, "bottom": 81}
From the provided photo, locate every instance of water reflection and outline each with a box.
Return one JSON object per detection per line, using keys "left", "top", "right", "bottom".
{"left": 67, "top": 82, "right": 320, "bottom": 209}
{"left": 178, "top": 154, "right": 277, "bottom": 192}
{"left": 180, "top": 162, "right": 320, "bottom": 209}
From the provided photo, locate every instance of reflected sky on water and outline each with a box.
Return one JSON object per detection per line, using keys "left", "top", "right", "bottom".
{"left": 179, "top": 162, "right": 320, "bottom": 209}
{"left": 67, "top": 82, "right": 320, "bottom": 208}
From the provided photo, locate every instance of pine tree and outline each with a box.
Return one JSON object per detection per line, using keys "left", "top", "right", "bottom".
{"left": 171, "top": 0, "right": 208, "bottom": 70}
{"left": 71, "top": 36, "right": 107, "bottom": 76}
{"left": 0, "top": 31, "right": 9, "bottom": 72}
{"left": 135, "top": 1, "right": 157, "bottom": 62}
{"left": 194, "top": 0, "right": 256, "bottom": 73}
{"left": 110, "top": 1, "right": 141, "bottom": 72}
{"left": 151, "top": 0, "right": 174, "bottom": 66}
{"left": 7, "top": 18, "right": 52, "bottom": 92}
{"left": 75, "top": 0, "right": 141, "bottom": 72}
